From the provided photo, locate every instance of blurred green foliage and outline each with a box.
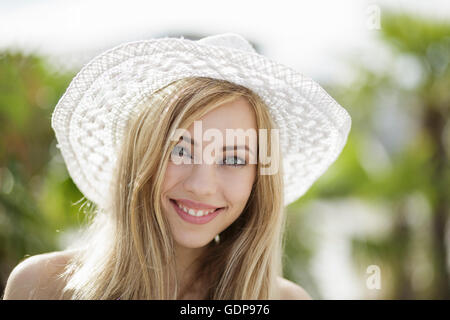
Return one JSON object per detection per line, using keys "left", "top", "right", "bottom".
{"left": 284, "top": 11, "right": 449, "bottom": 299}
{"left": 0, "top": 52, "right": 87, "bottom": 294}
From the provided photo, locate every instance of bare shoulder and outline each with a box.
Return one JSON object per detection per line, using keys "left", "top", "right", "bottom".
{"left": 2, "top": 249, "right": 78, "bottom": 300}
{"left": 277, "top": 276, "right": 312, "bottom": 300}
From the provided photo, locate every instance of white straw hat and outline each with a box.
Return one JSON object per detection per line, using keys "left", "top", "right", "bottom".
{"left": 51, "top": 33, "right": 351, "bottom": 208}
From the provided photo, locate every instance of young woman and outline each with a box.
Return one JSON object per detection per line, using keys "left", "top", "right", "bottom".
{"left": 3, "top": 33, "right": 351, "bottom": 300}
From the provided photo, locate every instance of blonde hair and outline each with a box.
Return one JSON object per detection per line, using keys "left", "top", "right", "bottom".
{"left": 59, "top": 77, "right": 286, "bottom": 299}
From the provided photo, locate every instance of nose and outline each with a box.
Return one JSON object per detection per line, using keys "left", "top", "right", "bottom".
{"left": 183, "top": 162, "right": 218, "bottom": 197}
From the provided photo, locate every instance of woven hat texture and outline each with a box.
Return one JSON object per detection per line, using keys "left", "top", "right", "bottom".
{"left": 51, "top": 33, "right": 351, "bottom": 208}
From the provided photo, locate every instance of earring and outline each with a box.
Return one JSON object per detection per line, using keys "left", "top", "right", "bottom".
{"left": 214, "top": 234, "right": 220, "bottom": 244}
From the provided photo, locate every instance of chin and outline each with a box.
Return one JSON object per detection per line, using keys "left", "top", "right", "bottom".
{"left": 174, "top": 234, "right": 213, "bottom": 249}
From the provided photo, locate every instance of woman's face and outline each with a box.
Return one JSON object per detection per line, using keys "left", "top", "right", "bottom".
{"left": 161, "top": 96, "right": 258, "bottom": 248}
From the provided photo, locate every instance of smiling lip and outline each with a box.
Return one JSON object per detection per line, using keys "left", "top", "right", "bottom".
{"left": 172, "top": 198, "right": 223, "bottom": 210}
{"left": 170, "top": 199, "right": 224, "bottom": 225}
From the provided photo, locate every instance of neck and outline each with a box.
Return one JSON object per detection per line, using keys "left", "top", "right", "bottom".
{"left": 172, "top": 242, "right": 207, "bottom": 298}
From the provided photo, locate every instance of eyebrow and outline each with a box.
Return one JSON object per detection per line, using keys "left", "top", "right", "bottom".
{"left": 178, "top": 135, "right": 254, "bottom": 155}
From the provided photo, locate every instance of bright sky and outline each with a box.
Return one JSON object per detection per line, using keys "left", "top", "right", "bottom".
{"left": 1, "top": 0, "right": 448, "bottom": 81}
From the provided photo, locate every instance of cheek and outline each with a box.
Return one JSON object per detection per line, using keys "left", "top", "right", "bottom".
{"left": 162, "top": 162, "right": 187, "bottom": 191}
{"left": 219, "top": 168, "right": 255, "bottom": 212}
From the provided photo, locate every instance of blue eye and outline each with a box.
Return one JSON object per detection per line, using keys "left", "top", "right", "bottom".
{"left": 221, "top": 156, "right": 247, "bottom": 167}
{"left": 171, "top": 145, "right": 191, "bottom": 158}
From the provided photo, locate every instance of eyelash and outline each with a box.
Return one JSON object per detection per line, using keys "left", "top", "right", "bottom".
{"left": 171, "top": 145, "right": 247, "bottom": 167}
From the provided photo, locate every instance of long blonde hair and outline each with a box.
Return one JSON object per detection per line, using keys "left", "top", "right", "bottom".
{"left": 59, "top": 77, "right": 286, "bottom": 299}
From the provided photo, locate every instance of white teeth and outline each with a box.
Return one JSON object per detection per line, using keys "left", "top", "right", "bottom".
{"left": 175, "top": 201, "right": 216, "bottom": 217}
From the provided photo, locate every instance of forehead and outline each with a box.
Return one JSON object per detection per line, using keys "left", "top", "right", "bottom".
{"left": 187, "top": 96, "right": 257, "bottom": 133}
